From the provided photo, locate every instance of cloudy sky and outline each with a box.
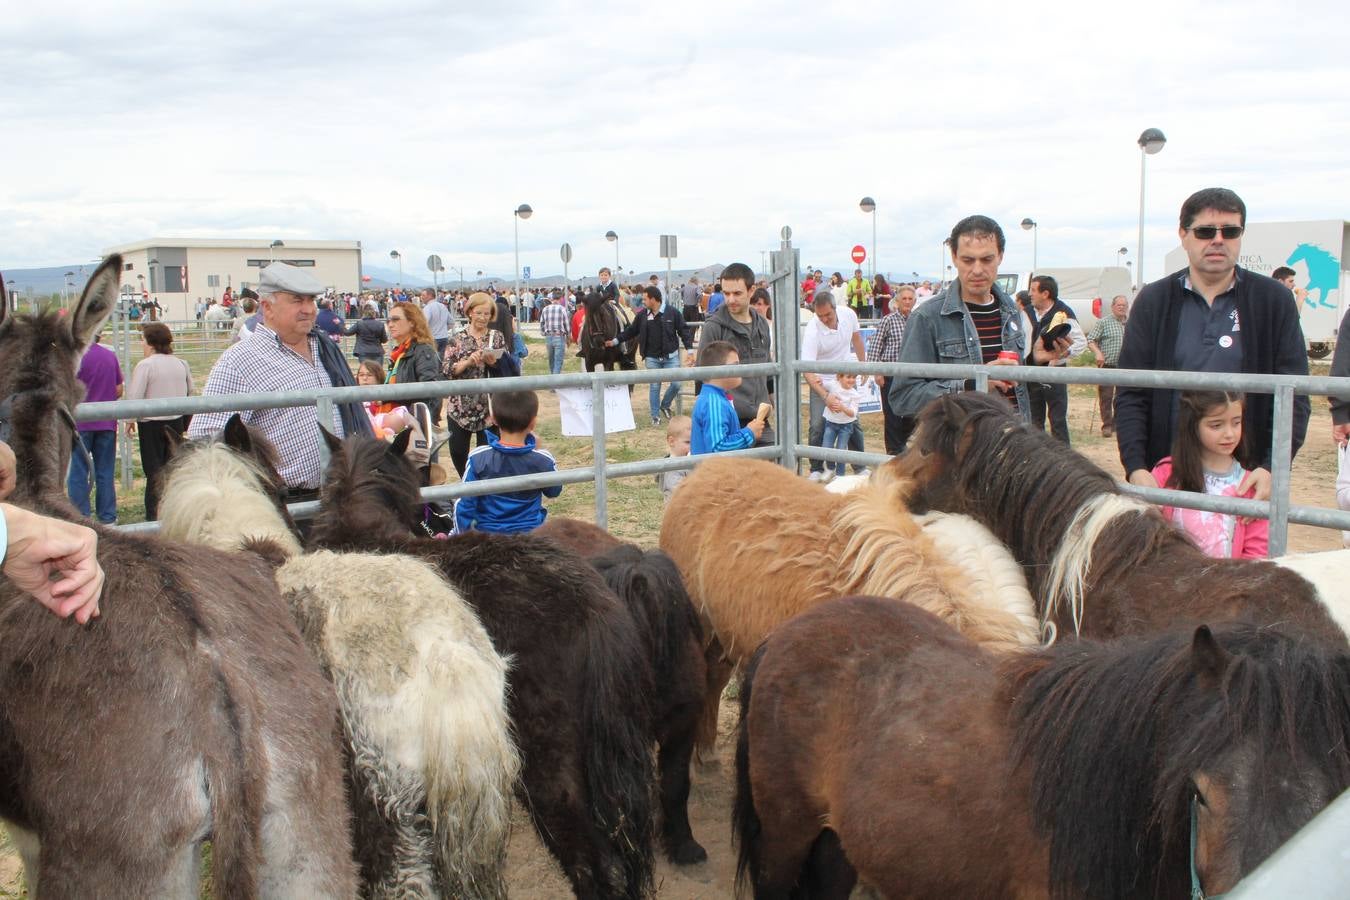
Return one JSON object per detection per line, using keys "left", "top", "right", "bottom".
{"left": 3, "top": 0, "right": 1347, "bottom": 284}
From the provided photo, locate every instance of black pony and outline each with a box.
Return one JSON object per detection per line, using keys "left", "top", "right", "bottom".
{"left": 578, "top": 291, "right": 636, "bottom": 373}
{"left": 538, "top": 517, "right": 709, "bottom": 865}
{"left": 309, "top": 432, "right": 656, "bottom": 899}
{"left": 734, "top": 595, "right": 1350, "bottom": 898}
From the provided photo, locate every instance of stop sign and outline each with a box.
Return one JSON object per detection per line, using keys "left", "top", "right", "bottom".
{"left": 851, "top": 245, "right": 866, "bottom": 265}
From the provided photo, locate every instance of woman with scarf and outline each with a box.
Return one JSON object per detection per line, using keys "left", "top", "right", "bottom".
{"left": 442, "top": 292, "right": 506, "bottom": 477}
{"left": 385, "top": 301, "right": 443, "bottom": 428}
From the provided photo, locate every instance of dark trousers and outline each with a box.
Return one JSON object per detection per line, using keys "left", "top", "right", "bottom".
{"left": 1027, "top": 380, "right": 1070, "bottom": 444}
{"left": 447, "top": 419, "right": 490, "bottom": 477}
{"left": 881, "top": 392, "right": 917, "bottom": 455}
{"left": 138, "top": 415, "right": 191, "bottom": 520}
{"left": 1096, "top": 367, "right": 1116, "bottom": 433}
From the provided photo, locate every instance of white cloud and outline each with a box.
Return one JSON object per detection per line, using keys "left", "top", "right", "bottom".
{"left": 2, "top": 0, "right": 1347, "bottom": 285}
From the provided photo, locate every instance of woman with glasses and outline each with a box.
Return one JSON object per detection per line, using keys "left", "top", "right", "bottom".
{"left": 385, "top": 301, "right": 443, "bottom": 428}
{"left": 442, "top": 293, "right": 507, "bottom": 477}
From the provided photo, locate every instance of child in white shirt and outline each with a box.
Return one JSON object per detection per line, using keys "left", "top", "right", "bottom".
{"left": 821, "top": 374, "right": 865, "bottom": 482}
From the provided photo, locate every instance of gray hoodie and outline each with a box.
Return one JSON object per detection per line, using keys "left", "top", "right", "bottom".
{"left": 698, "top": 304, "right": 773, "bottom": 420}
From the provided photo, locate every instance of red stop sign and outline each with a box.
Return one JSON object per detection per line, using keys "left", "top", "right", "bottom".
{"left": 851, "top": 245, "right": 866, "bottom": 264}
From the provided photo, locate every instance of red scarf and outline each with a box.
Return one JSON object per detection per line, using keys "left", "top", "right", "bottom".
{"left": 373, "top": 340, "right": 412, "bottom": 414}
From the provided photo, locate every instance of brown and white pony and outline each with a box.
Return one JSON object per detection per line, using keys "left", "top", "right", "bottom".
{"left": 158, "top": 418, "right": 520, "bottom": 898}
{"left": 0, "top": 259, "right": 356, "bottom": 896}
{"left": 660, "top": 456, "right": 1039, "bottom": 753}
{"left": 896, "top": 391, "right": 1346, "bottom": 647}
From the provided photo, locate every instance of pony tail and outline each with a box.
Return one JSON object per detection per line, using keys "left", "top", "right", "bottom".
{"left": 579, "top": 598, "right": 656, "bottom": 898}
{"left": 732, "top": 642, "right": 768, "bottom": 899}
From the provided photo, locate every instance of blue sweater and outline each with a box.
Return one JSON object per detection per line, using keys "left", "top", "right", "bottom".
{"left": 454, "top": 433, "right": 562, "bottom": 534}
{"left": 691, "top": 383, "right": 755, "bottom": 454}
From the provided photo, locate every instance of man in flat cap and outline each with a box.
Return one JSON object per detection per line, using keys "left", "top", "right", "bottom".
{"left": 189, "top": 262, "right": 372, "bottom": 500}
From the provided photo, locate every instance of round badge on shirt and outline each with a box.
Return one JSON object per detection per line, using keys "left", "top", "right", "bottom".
{"left": 1218, "top": 335, "right": 1233, "bottom": 349}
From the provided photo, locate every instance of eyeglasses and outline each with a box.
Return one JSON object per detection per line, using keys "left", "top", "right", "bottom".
{"left": 389, "top": 315, "right": 406, "bottom": 322}
{"left": 1188, "top": 225, "right": 1244, "bottom": 240}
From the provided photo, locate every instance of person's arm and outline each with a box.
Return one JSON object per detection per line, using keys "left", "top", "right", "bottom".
{"left": 887, "top": 310, "right": 964, "bottom": 418}
{"left": 344, "top": 321, "right": 359, "bottom": 336}
{"left": 1240, "top": 514, "right": 1270, "bottom": 559}
{"left": 1270, "top": 292, "right": 1311, "bottom": 464}
{"left": 453, "top": 458, "right": 479, "bottom": 532}
{"left": 851, "top": 329, "right": 866, "bottom": 362}
{"left": 608, "top": 314, "right": 642, "bottom": 347}
{"left": 1, "top": 503, "right": 103, "bottom": 624}
{"left": 1063, "top": 318, "right": 1088, "bottom": 360}
{"left": 186, "top": 353, "right": 248, "bottom": 439}
{"left": 538, "top": 449, "right": 563, "bottom": 498}
{"left": 127, "top": 359, "right": 149, "bottom": 402}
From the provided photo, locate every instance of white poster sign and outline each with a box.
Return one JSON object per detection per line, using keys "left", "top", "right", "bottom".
{"left": 556, "top": 385, "right": 637, "bottom": 436}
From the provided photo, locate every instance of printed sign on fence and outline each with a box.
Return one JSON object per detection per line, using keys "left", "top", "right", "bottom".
{"left": 556, "top": 385, "right": 637, "bottom": 436}
{"left": 858, "top": 327, "right": 882, "bottom": 414}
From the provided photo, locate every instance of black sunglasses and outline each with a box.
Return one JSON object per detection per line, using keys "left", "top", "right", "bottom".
{"left": 1188, "top": 225, "right": 1244, "bottom": 240}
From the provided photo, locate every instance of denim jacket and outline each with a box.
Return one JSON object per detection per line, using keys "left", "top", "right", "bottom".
{"left": 887, "top": 281, "right": 1030, "bottom": 420}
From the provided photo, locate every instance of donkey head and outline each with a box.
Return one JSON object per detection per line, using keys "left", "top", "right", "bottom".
{"left": 0, "top": 256, "right": 121, "bottom": 507}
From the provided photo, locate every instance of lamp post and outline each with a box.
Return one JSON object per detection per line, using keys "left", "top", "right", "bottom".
{"left": 605, "top": 229, "right": 619, "bottom": 273}
{"left": 1020, "top": 218, "right": 1038, "bottom": 272}
{"left": 940, "top": 238, "right": 950, "bottom": 289}
{"left": 63, "top": 271, "right": 75, "bottom": 307}
{"left": 269, "top": 239, "right": 284, "bottom": 262}
{"left": 1116, "top": 246, "right": 1129, "bottom": 267}
{"left": 514, "top": 203, "right": 533, "bottom": 306}
{"left": 859, "top": 196, "right": 877, "bottom": 281}
{"left": 1137, "top": 127, "right": 1167, "bottom": 288}
{"left": 389, "top": 250, "right": 402, "bottom": 289}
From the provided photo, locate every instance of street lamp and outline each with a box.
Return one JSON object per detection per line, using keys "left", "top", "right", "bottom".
{"left": 1137, "top": 127, "right": 1167, "bottom": 287}
{"left": 63, "top": 271, "right": 75, "bottom": 307}
{"left": 859, "top": 196, "right": 877, "bottom": 281}
{"left": 1116, "top": 246, "right": 1129, "bottom": 267}
{"left": 941, "top": 238, "right": 951, "bottom": 289}
{"left": 389, "top": 250, "right": 402, "bottom": 288}
{"left": 605, "top": 230, "right": 619, "bottom": 273}
{"left": 1020, "top": 218, "right": 1038, "bottom": 272}
{"left": 514, "top": 203, "right": 533, "bottom": 305}
{"left": 269, "top": 239, "right": 284, "bottom": 262}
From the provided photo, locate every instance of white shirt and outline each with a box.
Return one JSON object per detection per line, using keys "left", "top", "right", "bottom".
{"left": 801, "top": 304, "right": 861, "bottom": 364}
{"left": 824, "top": 384, "right": 866, "bottom": 424}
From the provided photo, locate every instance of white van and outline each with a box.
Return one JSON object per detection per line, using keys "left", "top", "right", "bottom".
{"left": 995, "top": 267, "right": 1133, "bottom": 328}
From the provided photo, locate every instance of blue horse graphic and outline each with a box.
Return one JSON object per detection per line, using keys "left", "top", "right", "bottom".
{"left": 1287, "top": 243, "right": 1340, "bottom": 310}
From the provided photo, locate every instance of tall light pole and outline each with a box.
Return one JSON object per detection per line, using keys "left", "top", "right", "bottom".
{"left": 514, "top": 203, "right": 533, "bottom": 304}
{"left": 389, "top": 250, "right": 402, "bottom": 289}
{"left": 605, "top": 229, "right": 619, "bottom": 273}
{"left": 1116, "top": 246, "right": 1129, "bottom": 267}
{"left": 63, "top": 271, "right": 75, "bottom": 307}
{"left": 940, "top": 238, "right": 950, "bottom": 289}
{"left": 269, "top": 239, "right": 284, "bottom": 262}
{"left": 1020, "top": 218, "right": 1038, "bottom": 272}
{"left": 1137, "top": 127, "right": 1167, "bottom": 288}
{"left": 859, "top": 196, "right": 877, "bottom": 281}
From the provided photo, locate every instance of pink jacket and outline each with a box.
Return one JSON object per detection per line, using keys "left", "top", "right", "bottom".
{"left": 1150, "top": 457, "right": 1268, "bottom": 559}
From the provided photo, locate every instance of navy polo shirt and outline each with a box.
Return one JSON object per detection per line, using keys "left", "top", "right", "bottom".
{"left": 1174, "top": 272, "right": 1243, "bottom": 374}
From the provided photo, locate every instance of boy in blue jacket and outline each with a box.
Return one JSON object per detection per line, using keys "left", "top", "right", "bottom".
{"left": 454, "top": 390, "right": 562, "bottom": 534}
{"left": 691, "top": 341, "right": 765, "bottom": 454}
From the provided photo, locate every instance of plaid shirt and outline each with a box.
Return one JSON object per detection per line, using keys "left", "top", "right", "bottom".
{"left": 1086, "top": 315, "right": 1127, "bottom": 366}
{"left": 187, "top": 324, "right": 345, "bottom": 489}
{"left": 539, "top": 301, "right": 570, "bottom": 336}
{"left": 865, "top": 310, "right": 908, "bottom": 363}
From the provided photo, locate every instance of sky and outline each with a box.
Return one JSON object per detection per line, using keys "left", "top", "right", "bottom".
{"left": 3, "top": 0, "right": 1348, "bottom": 286}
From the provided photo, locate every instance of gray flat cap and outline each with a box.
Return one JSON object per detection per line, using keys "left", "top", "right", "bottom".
{"left": 259, "top": 261, "right": 324, "bottom": 296}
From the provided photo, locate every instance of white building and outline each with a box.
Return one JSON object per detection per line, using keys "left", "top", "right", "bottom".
{"left": 101, "top": 238, "right": 363, "bottom": 321}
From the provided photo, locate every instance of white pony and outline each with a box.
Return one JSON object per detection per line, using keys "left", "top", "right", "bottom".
{"left": 158, "top": 417, "right": 519, "bottom": 899}
{"left": 1274, "top": 548, "right": 1350, "bottom": 641}
{"left": 204, "top": 303, "right": 234, "bottom": 331}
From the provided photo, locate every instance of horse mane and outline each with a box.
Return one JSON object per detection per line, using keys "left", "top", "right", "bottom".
{"left": 159, "top": 441, "right": 302, "bottom": 557}
{"left": 592, "top": 544, "right": 704, "bottom": 678}
{"left": 915, "top": 511, "right": 1040, "bottom": 643}
{"left": 308, "top": 434, "right": 425, "bottom": 550}
{"left": 1007, "top": 624, "right": 1350, "bottom": 899}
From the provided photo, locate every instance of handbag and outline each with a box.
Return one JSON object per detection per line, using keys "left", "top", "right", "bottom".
{"left": 513, "top": 331, "right": 529, "bottom": 359}
{"left": 488, "top": 350, "right": 521, "bottom": 378}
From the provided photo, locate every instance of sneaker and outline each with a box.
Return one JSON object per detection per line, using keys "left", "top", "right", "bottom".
{"left": 660, "top": 406, "right": 674, "bottom": 422}
{"left": 821, "top": 470, "right": 837, "bottom": 484}
{"left": 807, "top": 471, "right": 824, "bottom": 482}
{"left": 651, "top": 418, "right": 661, "bottom": 428}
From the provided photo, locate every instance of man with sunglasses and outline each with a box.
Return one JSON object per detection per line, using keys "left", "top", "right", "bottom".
{"left": 1115, "top": 188, "right": 1310, "bottom": 503}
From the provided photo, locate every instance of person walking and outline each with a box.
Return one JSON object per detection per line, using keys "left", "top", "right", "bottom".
{"left": 126, "top": 323, "right": 193, "bottom": 520}
{"left": 539, "top": 291, "right": 571, "bottom": 375}
{"left": 1086, "top": 294, "right": 1129, "bottom": 436}
{"left": 345, "top": 305, "right": 388, "bottom": 363}
{"left": 67, "top": 335, "right": 123, "bottom": 524}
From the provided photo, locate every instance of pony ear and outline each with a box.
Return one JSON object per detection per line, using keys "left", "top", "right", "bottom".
{"left": 938, "top": 393, "right": 969, "bottom": 431}
{"left": 223, "top": 413, "right": 252, "bottom": 453}
{"left": 1191, "top": 625, "right": 1233, "bottom": 685}
{"left": 69, "top": 256, "right": 122, "bottom": 350}
{"left": 163, "top": 424, "right": 187, "bottom": 459}
{"left": 319, "top": 426, "right": 343, "bottom": 453}
{"left": 389, "top": 427, "right": 412, "bottom": 458}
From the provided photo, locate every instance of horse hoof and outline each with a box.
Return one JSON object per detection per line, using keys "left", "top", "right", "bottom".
{"left": 669, "top": 839, "right": 708, "bottom": 866}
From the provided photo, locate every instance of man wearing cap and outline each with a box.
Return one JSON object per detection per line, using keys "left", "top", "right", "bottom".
{"left": 189, "top": 262, "right": 372, "bottom": 498}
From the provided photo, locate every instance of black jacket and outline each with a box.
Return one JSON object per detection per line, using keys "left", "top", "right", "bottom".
{"left": 1115, "top": 266, "right": 1310, "bottom": 475}
{"left": 391, "top": 341, "right": 444, "bottom": 424}
{"left": 345, "top": 318, "right": 388, "bottom": 358}
{"left": 616, "top": 305, "right": 693, "bottom": 359}
{"left": 1330, "top": 310, "right": 1350, "bottom": 425}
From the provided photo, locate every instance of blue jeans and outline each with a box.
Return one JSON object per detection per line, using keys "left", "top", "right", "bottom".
{"left": 822, "top": 420, "right": 857, "bottom": 476}
{"left": 546, "top": 334, "right": 566, "bottom": 375}
{"left": 644, "top": 353, "right": 682, "bottom": 421}
{"left": 809, "top": 389, "right": 866, "bottom": 473}
{"left": 67, "top": 429, "right": 118, "bottom": 523}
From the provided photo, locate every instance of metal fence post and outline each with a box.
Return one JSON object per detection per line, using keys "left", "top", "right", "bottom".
{"left": 1268, "top": 384, "right": 1295, "bottom": 557}
{"left": 315, "top": 397, "right": 335, "bottom": 470}
{"left": 592, "top": 378, "right": 608, "bottom": 528}
{"left": 771, "top": 241, "right": 801, "bottom": 472}
{"left": 117, "top": 304, "right": 134, "bottom": 491}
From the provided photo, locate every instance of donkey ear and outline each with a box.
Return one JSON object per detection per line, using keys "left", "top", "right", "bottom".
{"left": 389, "top": 427, "right": 412, "bottom": 457}
{"left": 69, "top": 256, "right": 122, "bottom": 350}
{"left": 938, "top": 393, "right": 969, "bottom": 430}
{"left": 163, "top": 425, "right": 187, "bottom": 459}
{"left": 1191, "top": 625, "right": 1233, "bottom": 685}
{"left": 223, "top": 414, "right": 253, "bottom": 453}
{"left": 319, "top": 426, "right": 343, "bottom": 453}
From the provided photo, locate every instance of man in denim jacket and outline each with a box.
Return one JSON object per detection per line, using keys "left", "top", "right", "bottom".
{"left": 888, "top": 215, "right": 1030, "bottom": 421}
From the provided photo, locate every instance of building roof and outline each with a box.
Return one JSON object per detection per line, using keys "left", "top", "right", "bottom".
{"left": 102, "top": 238, "right": 362, "bottom": 254}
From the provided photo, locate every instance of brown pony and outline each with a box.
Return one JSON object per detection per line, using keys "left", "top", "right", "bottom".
{"left": 896, "top": 391, "right": 1346, "bottom": 646}
{"left": 734, "top": 596, "right": 1350, "bottom": 898}
{"left": 537, "top": 518, "right": 708, "bottom": 864}
{"left": 660, "top": 456, "right": 1040, "bottom": 752}
{"left": 0, "top": 259, "right": 356, "bottom": 896}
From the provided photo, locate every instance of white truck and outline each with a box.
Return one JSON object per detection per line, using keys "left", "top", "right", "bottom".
{"left": 1163, "top": 220, "right": 1349, "bottom": 358}
{"left": 995, "top": 266, "right": 1133, "bottom": 327}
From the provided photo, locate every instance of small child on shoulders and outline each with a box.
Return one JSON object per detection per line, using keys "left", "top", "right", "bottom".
{"left": 820, "top": 373, "right": 865, "bottom": 482}
{"left": 453, "top": 389, "right": 562, "bottom": 534}
{"left": 691, "top": 341, "right": 765, "bottom": 455}
{"left": 1151, "top": 389, "right": 1267, "bottom": 559}
{"left": 656, "top": 415, "right": 692, "bottom": 502}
